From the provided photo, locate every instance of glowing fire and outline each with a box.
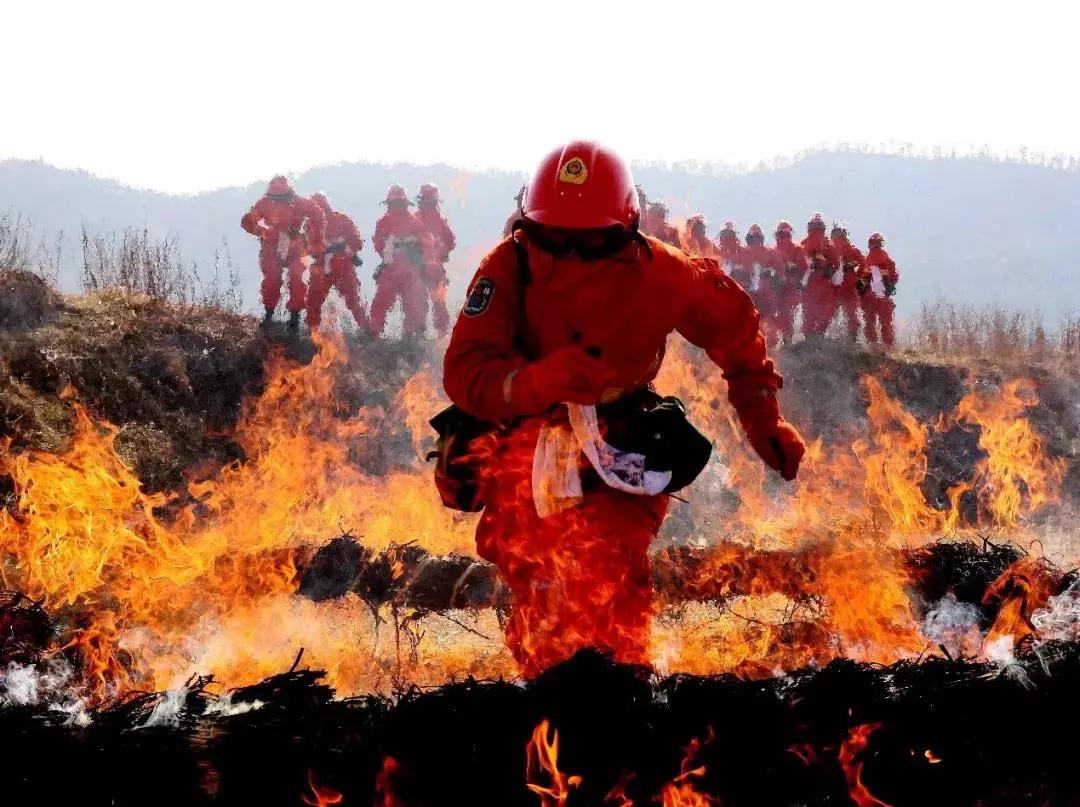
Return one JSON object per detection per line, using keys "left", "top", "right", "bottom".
{"left": 526, "top": 719, "right": 582, "bottom": 806}
{"left": 0, "top": 331, "right": 1068, "bottom": 701}
{"left": 839, "top": 723, "right": 890, "bottom": 807}
{"left": 658, "top": 729, "right": 717, "bottom": 807}
{"left": 302, "top": 771, "right": 344, "bottom": 807}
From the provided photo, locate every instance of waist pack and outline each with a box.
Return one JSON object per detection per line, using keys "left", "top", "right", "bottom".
{"left": 428, "top": 388, "right": 712, "bottom": 512}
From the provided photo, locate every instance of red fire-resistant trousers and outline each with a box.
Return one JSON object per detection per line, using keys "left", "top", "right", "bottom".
{"left": 369, "top": 261, "right": 429, "bottom": 337}
{"left": 424, "top": 263, "right": 451, "bottom": 337}
{"left": 259, "top": 237, "right": 308, "bottom": 313}
{"left": 474, "top": 420, "right": 668, "bottom": 679}
{"left": 307, "top": 256, "right": 366, "bottom": 330}
{"left": 772, "top": 287, "right": 800, "bottom": 345}
{"left": 801, "top": 276, "right": 839, "bottom": 337}
{"left": 862, "top": 295, "right": 896, "bottom": 345}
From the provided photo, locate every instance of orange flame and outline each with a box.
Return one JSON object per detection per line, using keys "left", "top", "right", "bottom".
{"left": 658, "top": 728, "right": 717, "bottom": 807}
{"left": 526, "top": 719, "right": 582, "bottom": 806}
{"left": 302, "top": 771, "right": 344, "bottom": 807}
{"left": 839, "top": 723, "right": 891, "bottom": 807}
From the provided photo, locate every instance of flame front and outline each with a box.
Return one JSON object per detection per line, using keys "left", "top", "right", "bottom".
{"left": 0, "top": 333, "right": 1069, "bottom": 700}
{"left": 526, "top": 719, "right": 582, "bottom": 806}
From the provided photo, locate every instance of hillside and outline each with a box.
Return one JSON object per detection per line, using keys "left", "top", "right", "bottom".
{"left": 3, "top": 151, "right": 1079, "bottom": 322}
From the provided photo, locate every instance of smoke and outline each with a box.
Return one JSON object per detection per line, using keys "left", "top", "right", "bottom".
{"left": 0, "top": 658, "right": 91, "bottom": 725}
{"left": 920, "top": 594, "right": 983, "bottom": 659}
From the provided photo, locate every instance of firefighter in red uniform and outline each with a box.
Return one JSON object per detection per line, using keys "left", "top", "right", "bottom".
{"left": 772, "top": 220, "right": 806, "bottom": 345}
{"left": 370, "top": 185, "right": 429, "bottom": 338}
{"left": 858, "top": 232, "right": 899, "bottom": 345}
{"left": 241, "top": 176, "right": 327, "bottom": 330}
{"left": 830, "top": 222, "right": 864, "bottom": 342}
{"left": 414, "top": 184, "right": 457, "bottom": 338}
{"left": 442, "top": 141, "right": 805, "bottom": 677}
{"left": 743, "top": 223, "right": 782, "bottom": 346}
{"left": 503, "top": 186, "right": 526, "bottom": 238}
{"left": 641, "top": 201, "right": 682, "bottom": 248}
{"left": 682, "top": 214, "right": 718, "bottom": 257}
{"left": 799, "top": 213, "right": 840, "bottom": 337}
{"left": 305, "top": 192, "right": 367, "bottom": 331}
{"left": 716, "top": 221, "right": 747, "bottom": 279}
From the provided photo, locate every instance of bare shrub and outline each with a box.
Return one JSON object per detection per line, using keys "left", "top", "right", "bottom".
{"left": 80, "top": 226, "right": 241, "bottom": 312}
{"left": 0, "top": 211, "right": 62, "bottom": 282}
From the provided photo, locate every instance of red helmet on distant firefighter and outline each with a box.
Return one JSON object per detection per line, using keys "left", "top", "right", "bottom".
{"left": 383, "top": 184, "right": 413, "bottom": 207}
{"left": 522, "top": 141, "right": 639, "bottom": 230}
{"left": 746, "top": 223, "right": 765, "bottom": 245}
{"left": 719, "top": 221, "right": 738, "bottom": 240}
{"left": 775, "top": 220, "right": 794, "bottom": 238}
{"left": 831, "top": 221, "right": 849, "bottom": 239}
{"left": 807, "top": 213, "right": 826, "bottom": 232}
{"left": 416, "top": 183, "right": 441, "bottom": 207}
{"left": 310, "top": 192, "right": 331, "bottom": 213}
{"left": 687, "top": 214, "right": 707, "bottom": 233}
{"left": 868, "top": 232, "right": 886, "bottom": 247}
{"left": 267, "top": 175, "right": 293, "bottom": 197}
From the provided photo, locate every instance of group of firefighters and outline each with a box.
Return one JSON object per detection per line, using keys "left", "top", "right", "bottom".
{"left": 240, "top": 177, "right": 456, "bottom": 336}
{"left": 637, "top": 196, "right": 900, "bottom": 346}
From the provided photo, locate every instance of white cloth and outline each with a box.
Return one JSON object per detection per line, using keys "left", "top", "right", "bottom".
{"left": 749, "top": 263, "right": 762, "bottom": 293}
{"left": 869, "top": 266, "right": 887, "bottom": 298}
{"left": 531, "top": 404, "right": 672, "bottom": 519}
{"left": 276, "top": 230, "right": 291, "bottom": 261}
{"left": 830, "top": 266, "right": 844, "bottom": 287}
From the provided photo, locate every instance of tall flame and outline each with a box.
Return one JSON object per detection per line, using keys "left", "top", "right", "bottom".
{"left": 526, "top": 719, "right": 582, "bottom": 807}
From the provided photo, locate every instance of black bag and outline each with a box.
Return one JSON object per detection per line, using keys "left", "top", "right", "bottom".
{"left": 595, "top": 389, "right": 712, "bottom": 495}
{"left": 428, "top": 405, "right": 494, "bottom": 512}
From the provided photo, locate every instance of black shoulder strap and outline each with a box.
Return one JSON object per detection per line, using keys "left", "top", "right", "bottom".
{"left": 511, "top": 237, "right": 533, "bottom": 356}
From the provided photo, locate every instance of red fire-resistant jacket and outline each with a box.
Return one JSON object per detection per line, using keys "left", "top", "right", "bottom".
{"left": 416, "top": 208, "right": 456, "bottom": 263}
{"left": 241, "top": 193, "right": 327, "bottom": 256}
{"left": 325, "top": 210, "right": 364, "bottom": 256}
{"left": 800, "top": 231, "right": 840, "bottom": 276}
{"left": 443, "top": 233, "right": 783, "bottom": 426}
{"left": 372, "top": 209, "right": 426, "bottom": 260}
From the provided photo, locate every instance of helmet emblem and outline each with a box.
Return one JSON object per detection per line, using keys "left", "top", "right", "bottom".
{"left": 558, "top": 157, "right": 588, "bottom": 185}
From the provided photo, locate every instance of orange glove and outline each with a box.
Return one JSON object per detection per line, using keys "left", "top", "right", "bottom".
{"left": 509, "top": 346, "right": 617, "bottom": 415}
{"left": 745, "top": 419, "right": 805, "bottom": 481}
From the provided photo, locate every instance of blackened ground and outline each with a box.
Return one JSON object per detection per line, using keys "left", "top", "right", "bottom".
{"left": 3, "top": 647, "right": 1080, "bottom": 806}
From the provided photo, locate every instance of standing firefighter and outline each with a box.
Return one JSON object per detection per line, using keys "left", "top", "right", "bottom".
{"left": 799, "top": 213, "right": 840, "bottom": 337}
{"left": 370, "top": 184, "right": 429, "bottom": 338}
{"left": 305, "top": 192, "right": 367, "bottom": 331}
{"left": 830, "top": 222, "right": 864, "bottom": 342}
{"left": 241, "top": 176, "right": 327, "bottom": 330}
{"left": 682, "top": 214, "right": 718, "bottom": 257}
{"left": 743, "top": 223, "right": 782, "bottom": 345}
{"left": 415, "top": 183, "right": 457, "bottom": 338}
{"left": 716, "top": 221, "right": 747, "bottom": 279}
{"left": 858, "top": 232, "right": 899, "bottom": 345}
{"left": 641, "top": 201, "right": 682, "bottom": 248}
{"left": 772, "top": 220, "right": 806, "bottom": 344}
{"left": 440, "top": 141, "right": 805, "bottom": 677}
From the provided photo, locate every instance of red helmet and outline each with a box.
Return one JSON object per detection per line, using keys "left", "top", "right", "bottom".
{"left": 775, "top": 220, "right": 794, "bottom": 238}
{"left": 831, "top": 221, "right": 849, "bottom": 239}
{"left": 417, "top": 183, "right": 441, "bottom": 204}
{"left": 383, "top": 184, "right": 412, "bottom": 206}
{"left": 747, "top": 224, "right": 765, "bottom": 238}
{"left": 719, "top": 221, "right": 738, "bottom": 239}
{"left": 687, "top": 214, "right": 707, "bottom": 232}
{"left": 807, "top": 213, "right": 826, "bottom": 231}
{"left": 868, "top": 232, "right": 885, "bottom": 247}
{"left": 522, "top": 141, "right": 639, "bottom": 230}
{"left": 310, "top": 192, "right": 331, "bottom": 213}
{"left": 268, "top": 175, "right": 293, "bottom": 196}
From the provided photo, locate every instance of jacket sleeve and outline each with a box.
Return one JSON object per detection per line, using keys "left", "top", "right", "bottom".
{"left": 240, "top": 199, "right": 266, "bottom": 236}
{"left": 674, "top": 257, "right": 784, "bottom": 429}
{"left": 442, "top": 218, "right": 456, "bottom": 254}
{"left": 373, "top": 217, "right": 389, "bottom": 257}
{"left": 345, "top": 217, "right": 365, "bottom": 252}
{"left": 443, "top": 242, "right": 528, "bottom": 421}
{"left": 300, "top": 200, "right": 326, "bottom": 253}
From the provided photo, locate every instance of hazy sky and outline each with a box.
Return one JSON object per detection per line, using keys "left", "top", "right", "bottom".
{"left": 3, "top": 0, "right": 1077, "bottom": 194}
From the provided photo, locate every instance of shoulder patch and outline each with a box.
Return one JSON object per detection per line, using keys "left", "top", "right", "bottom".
{"left": 463, "top": 277, "right": 496, "bottom": 316}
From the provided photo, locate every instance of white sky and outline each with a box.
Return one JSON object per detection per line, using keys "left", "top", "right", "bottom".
{"left": 2, "top": 0, "right": 1077, "bottom": 194}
